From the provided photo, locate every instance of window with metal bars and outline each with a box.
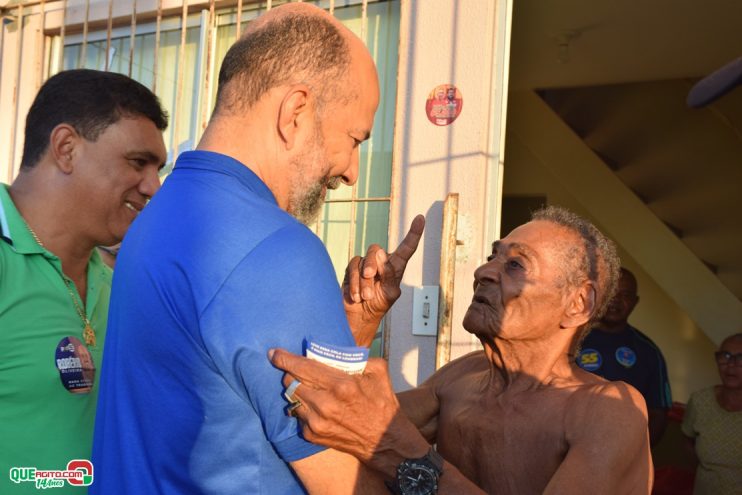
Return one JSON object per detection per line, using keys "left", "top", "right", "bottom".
{"left": 45, "top": 0, "right": 400, "bottom": 355}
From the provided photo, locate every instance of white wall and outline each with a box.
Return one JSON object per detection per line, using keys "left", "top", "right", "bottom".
{"left": 386, "top": 0, "right": 512, "bottom": 390}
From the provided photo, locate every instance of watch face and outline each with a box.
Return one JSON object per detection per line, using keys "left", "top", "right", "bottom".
{"left": 398, "top": 462, "right": 439, "bottom": 495}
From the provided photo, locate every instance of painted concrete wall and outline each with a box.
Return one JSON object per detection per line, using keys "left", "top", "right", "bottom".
{"left": 503, "top": 120, "right": 720, "bottom": 402}
{"left": 385, "top": 0, "right": 512, "bottom": 391}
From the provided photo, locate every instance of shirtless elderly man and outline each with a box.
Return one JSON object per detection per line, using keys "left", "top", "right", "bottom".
{"left": 271, "top": 206, "right": 652, "bottom": 494}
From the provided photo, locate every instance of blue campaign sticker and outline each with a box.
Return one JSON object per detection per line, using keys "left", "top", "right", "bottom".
{"left": 577, "top": 348, "right": 603, "bottom": 372}
{"left": 615, "top": 346, "right": 637, "bottom": 368}
{"left": 55, "top": 336, "right": 95, "bottom": 394}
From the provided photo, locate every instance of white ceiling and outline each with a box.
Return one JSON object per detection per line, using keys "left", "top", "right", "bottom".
{"left": 509, "top": 0, "right": 742, "bottom": 90}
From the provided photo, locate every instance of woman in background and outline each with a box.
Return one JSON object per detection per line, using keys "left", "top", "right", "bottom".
{"left": 682, "top": 333, "right": 742, "bottom": 494}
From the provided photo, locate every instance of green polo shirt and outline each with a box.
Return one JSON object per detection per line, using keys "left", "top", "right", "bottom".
{"left": 0, "top": 184, "right": 111, "bottom": 494}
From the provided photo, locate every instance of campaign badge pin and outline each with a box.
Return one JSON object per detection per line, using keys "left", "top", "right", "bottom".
{"left": 55, "top": 336, "right": 95, "bottom": 394}
{"left": 615, "top": 346, "right": 637, "bottom": 368}
{"left": 577, "top": 348, "right": 602, "bottom": 372}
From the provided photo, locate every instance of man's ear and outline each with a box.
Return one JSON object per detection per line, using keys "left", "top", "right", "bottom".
{"left": 277, "top": 84, "right": 312, "bottom": 151}
{"left": 560, "top": 282, "right": 596, "bottom": 329}
{"left": 48, "top": 124, "right": 79, "bottom": 174}
{"left": 628, "top": 295, "right": 639, "bottom": 314}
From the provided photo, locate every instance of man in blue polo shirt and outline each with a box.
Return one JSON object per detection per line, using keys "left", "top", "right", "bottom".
{"left": 577, "top": 267, "right": 672, "bottom": 447}
{"left": 91, "top": 3, "right": 410, "bottom": 494}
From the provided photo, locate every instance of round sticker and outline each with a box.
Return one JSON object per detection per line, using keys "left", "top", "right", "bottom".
{"left": 577, "top": 348, "right": 602, "bottom": 372}
{"left": 425, "top": 84, "right": 463, "bottom": 126}
{"left": 55, "top": 336, "right": 95, "bottom": 394}
{"left": 615, "top": 346, "right": 637, "bottom": 368}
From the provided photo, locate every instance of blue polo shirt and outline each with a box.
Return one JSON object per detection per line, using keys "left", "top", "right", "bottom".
{"left": 577, "top": 325, "right": 672, "bottom": 410}
{"left": 91, "top": 151, "right": 355, "bottom": 494}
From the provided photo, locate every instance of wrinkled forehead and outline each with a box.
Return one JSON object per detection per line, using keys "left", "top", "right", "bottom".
{"left": 492, "top": 221, "right": 578, "bottom": 265}
{"left": 498, "top": 220, "right": 578, "bottom": 250}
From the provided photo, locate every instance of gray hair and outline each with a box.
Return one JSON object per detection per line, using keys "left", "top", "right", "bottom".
{"left": 215, "top": 12, "right": 352, "bottom": 115}
{"left": 531, "top": 206, "right": 621, "bottom": 332}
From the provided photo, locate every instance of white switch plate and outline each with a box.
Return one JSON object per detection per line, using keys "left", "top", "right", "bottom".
{"left": 412, "top": 286, "right": 439, "bottom": 336}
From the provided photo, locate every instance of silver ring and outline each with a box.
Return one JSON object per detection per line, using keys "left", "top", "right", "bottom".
{"left": 284, "top": 379, "right": 302, "bottom": 404}
{"left": 287, "top": 401, "right": 303, "bottom": 417}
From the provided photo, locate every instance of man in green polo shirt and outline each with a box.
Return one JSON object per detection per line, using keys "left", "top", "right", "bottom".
{"left": 0, "top": 69, "right": 168, "bottom": 493}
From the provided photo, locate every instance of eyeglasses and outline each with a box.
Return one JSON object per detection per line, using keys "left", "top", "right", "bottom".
{"left": 715, "top": 351, "right": 742, "bottom": 365}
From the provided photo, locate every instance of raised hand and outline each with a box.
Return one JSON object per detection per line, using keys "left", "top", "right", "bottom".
{"left": 343, "top": 215, "right": 425, "bottom": 347}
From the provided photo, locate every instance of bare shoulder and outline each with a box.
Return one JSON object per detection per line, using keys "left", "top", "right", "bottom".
{"left": 423, "top": 350, "right": 489, "bottom": 390}
{"left": 398, "top": 351, "right": 489, "bottom": 441}
{"left": 545, "top": 372, "right": 653, "bottom": 494}
{"left": 566, "top": 373, "right": 648, "bottom": 441}
{"left": 576, "top": 377, "right": 646, "bottom": 413}
{"left": 401, "top": 351, "right": 487, "bottom": 407}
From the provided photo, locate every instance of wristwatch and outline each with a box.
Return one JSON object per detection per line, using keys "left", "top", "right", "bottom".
{"left": 387, "top": 448, "right": 444, "bottom": 495}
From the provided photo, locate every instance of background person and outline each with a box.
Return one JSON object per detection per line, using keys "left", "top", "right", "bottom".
{"left": 681, "top": 333, "right": 742, "bottom": 494}
{"left": 0, "top": 69, "right": 167, "bottom": 494}
{"left": 576, "top": 267, "right": 672, "bottom": 447}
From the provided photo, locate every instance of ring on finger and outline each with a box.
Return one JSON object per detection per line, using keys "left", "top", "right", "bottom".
{"left": 287, "top": 400, "right": 303, "bottom": 417}
{"left": 284, "top": 379, "right": 302, "bottom": 404}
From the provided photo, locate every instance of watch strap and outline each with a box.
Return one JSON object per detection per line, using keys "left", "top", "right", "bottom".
{"left": 385, "top": 479, "right": 402, "bottom": 495}
{"left": 425, "top": 448, "right": 444, "bottom": 474}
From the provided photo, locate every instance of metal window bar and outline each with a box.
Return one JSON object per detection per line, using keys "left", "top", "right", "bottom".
{"left": 0, "top": 0, "right": 395, "bottom": 356}
{"left": 306, "top": 1, "right": 392, "bottom": 223}
{"left": 58, "top": 0, "right": 66, "bottom": 69}
{"left": 2, "top": 0, "right": 392, "bottom": 197}
{"left": 104, "top": 0, "right": 113, "bottom": 71}
{"left": 80, "top": 0, "right": 90, "bottom": 68}
{"left": 235, "top": 0, "right": 243, "bottom": 37}
{"left": 36, "top": 0, "right": 46, "bottom": 90}
{"left": 199, "top": 0, "right": 216, "bottom": 136}
{"left": 7, "top": 4, "right": 24, "bottom": 184}
{"left": 128, "top": 1, "right": 137, "bottom": 77}
{"left": 323, "top": 197, "right": 390, "bottom": 204}
{"left": 344, "top": 0, "right": 368, "bottom": 264}
{"left": 152, "top": 0, "right": 163, "bottom": 93}
{"left": 170, "top": 0, "right": 189, "bottom": 161}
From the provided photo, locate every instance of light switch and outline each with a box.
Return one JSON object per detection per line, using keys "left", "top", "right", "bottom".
{"left": 412, "top": 286, "right": 439, "bottom": 336}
